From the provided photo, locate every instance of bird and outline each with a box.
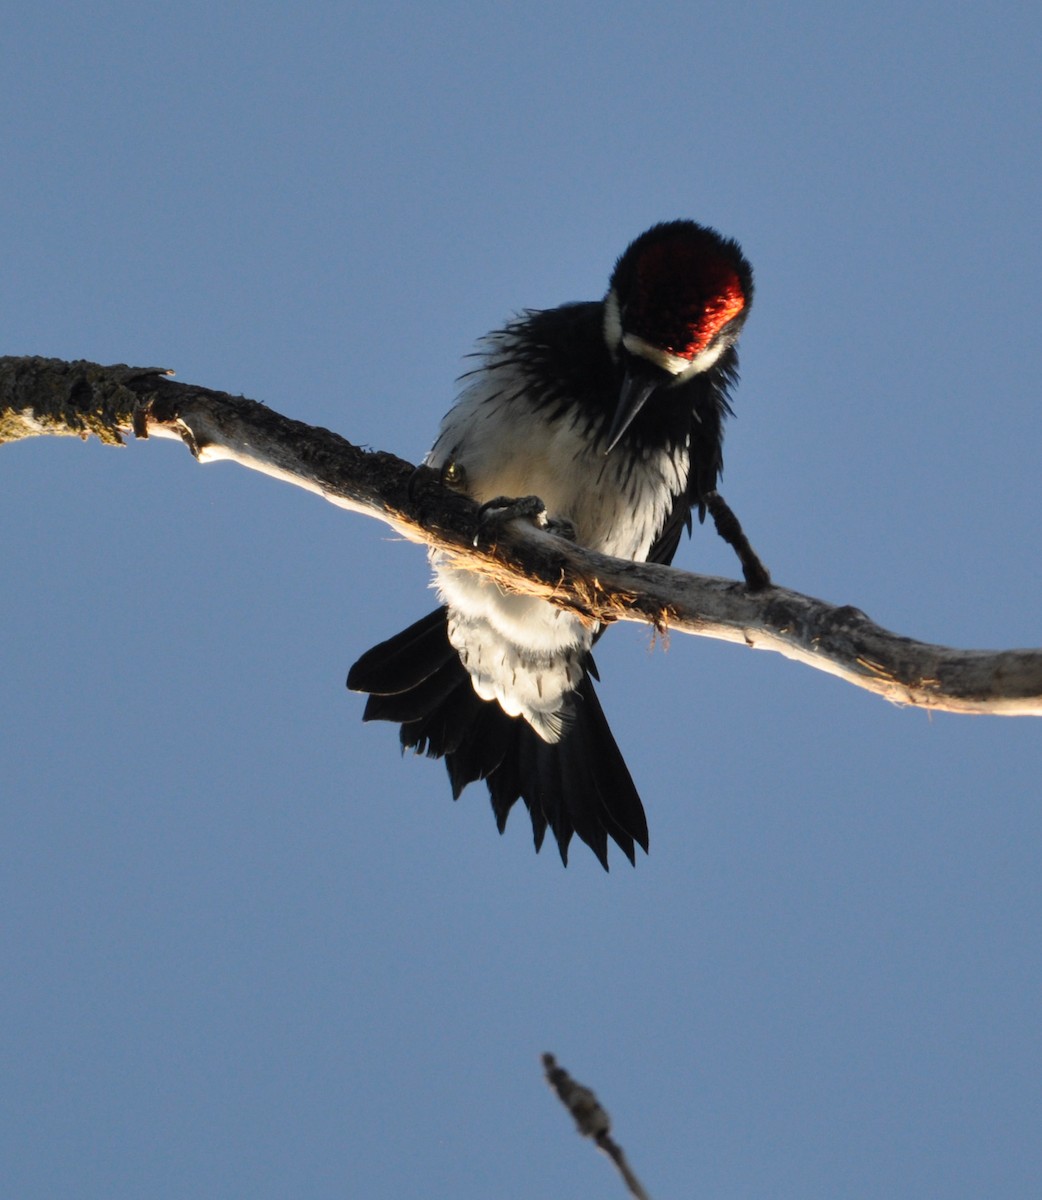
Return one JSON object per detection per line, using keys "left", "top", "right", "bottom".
{"left": 347, "top": 220, "right": 769, "bottom": 869}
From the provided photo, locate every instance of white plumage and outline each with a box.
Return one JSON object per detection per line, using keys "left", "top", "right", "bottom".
{"left": 426, "top": 331, "right": 690, "bottom": 742}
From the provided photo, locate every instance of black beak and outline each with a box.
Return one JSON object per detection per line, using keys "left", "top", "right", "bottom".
{"left": 604, "top": 361, "right": 669, "bottom": 454}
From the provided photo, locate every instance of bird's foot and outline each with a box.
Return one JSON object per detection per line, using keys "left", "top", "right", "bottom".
{"left": 742, "top": 559, "right": 772, "bottom": 592}
{"left": 703, "top": 489, "right": 772, "bottom": 592}
{"left": 406, "top": 463, "right": 438, "bottom": 504}
{"left": 407, "top": 461, "right": 473, "bottom": 527}
{"left": 408, "top": 460, "right": 470, "bottom": 501}
{"left": 545, "top": 515, "right": 577, "bottom": 541}
{"left": 474, "top": 495, "right": 575, "bottom": 547}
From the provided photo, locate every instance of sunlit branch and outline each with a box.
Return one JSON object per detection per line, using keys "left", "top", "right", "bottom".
{"left": 4, "top": 355, "right": 1040, "bottom": 717}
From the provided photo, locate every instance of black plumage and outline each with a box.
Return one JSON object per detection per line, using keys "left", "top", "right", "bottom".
{"left": 347, "top": 221, "right": 768, "bottom": 867}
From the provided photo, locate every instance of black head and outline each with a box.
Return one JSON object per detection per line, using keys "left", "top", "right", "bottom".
{"left": 602, "top": 220, "right": 753, "bottom": 450}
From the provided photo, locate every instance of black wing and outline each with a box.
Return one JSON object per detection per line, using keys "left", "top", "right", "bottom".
{"left": 645, "top": 350, "right": 736, "bottom": 566}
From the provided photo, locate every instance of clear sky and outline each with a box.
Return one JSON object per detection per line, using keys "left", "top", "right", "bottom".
{"left": 3, "top": 3, "right": 1041, "bottom": 1197}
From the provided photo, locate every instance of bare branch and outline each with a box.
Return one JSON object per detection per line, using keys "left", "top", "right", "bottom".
{"left": 4, "top": 355, "right": 1040, "bottom": 717}
{"left": 542, "top": 1053, "right": 651, "bottom": 1200}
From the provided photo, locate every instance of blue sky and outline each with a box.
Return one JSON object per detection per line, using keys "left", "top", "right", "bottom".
{"left": 3, "top": 4, "right": 1041, "bottom": 1197}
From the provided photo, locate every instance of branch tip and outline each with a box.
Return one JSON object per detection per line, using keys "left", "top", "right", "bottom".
{"left": 542, "top": 1053, "right": 652, "bottom": 1200}
{"left": 542, "top": 1053, "right": 612, "bottom": 1139}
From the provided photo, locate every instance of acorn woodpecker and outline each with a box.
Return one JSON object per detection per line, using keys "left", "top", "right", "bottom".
{"left": 348, "top": 220, "right": 769, "bottom": 868}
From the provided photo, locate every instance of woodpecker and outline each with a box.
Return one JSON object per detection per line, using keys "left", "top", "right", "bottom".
{"left": 348, "top": 220, "right": 769, "bottom": 869}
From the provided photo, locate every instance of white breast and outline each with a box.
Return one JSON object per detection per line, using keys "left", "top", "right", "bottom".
{"left": 426, "top": 348, "right": 689, "bottom": 741}
{"left": 428, "top": 356, "right": 689, "bottom": 560}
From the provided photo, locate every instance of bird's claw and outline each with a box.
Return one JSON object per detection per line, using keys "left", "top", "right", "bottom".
{"left": 703, "top": 489, "right": 772, "bottom": 593}
{"left": 473, "top": 494, "right": 575, "bottom": 548}
{"left": 743, "top": 560, "right": 772, "bottom": 592}
{"left": 408, "top": 460, "right": 470, "bottom": 504}
{"left": 544, "top": 515, "right": 577, "bottom": 541}
{"left": 406, "top": 463, "right": 440, "bottom": 506}
{"left": 408, "top": 461, "right": 473, "bottom": 529}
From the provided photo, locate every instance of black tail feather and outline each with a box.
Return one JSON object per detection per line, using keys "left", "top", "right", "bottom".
{"left": 347, "top": 608, "right": 453, "bottom": 694}
{"left": 572, "top": 677, "right": 649, "bottom": 859}
{"left": 401, "top": 671, "right": 484, "bottom": 761}
{"left": 362, "top": 658, "right": 467, "bottom": 725}
{"left": 443, "top": 698, "right": 515, "bottom": 799}
{"left": 347, "top": 608, "right": 648, "bottom": 869}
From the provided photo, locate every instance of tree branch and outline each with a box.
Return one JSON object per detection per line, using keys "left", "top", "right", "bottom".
{"left": 4, "top": 355, "right": 1040, "bottom": 716}
{"left": 542, "top": 1053, "right": 651, "bottom": 1200}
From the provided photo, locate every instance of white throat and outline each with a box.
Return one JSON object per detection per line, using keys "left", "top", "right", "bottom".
{"left": 604, "top": 287, "right": 730, "bottom": 382}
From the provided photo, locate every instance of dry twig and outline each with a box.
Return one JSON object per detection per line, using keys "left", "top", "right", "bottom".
{"left": 542, "top": 1052, "right": 651, "bottom": 1200}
